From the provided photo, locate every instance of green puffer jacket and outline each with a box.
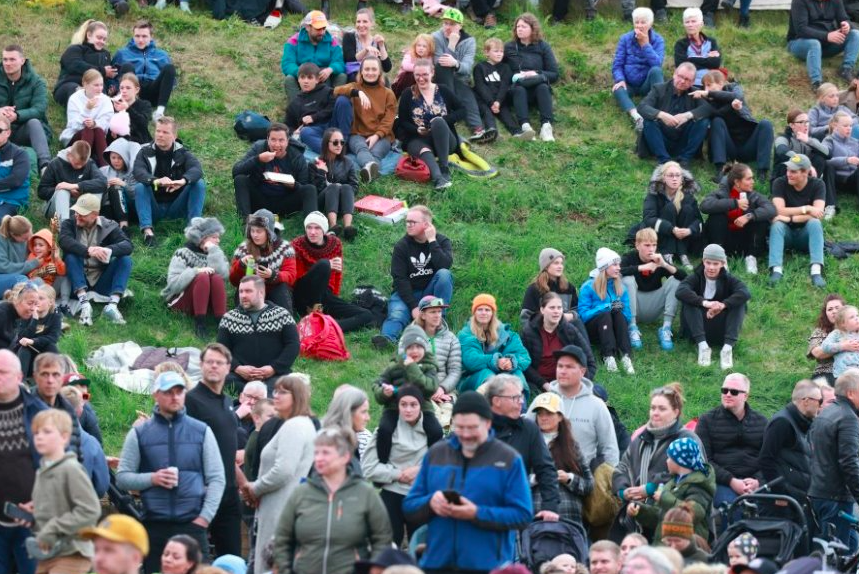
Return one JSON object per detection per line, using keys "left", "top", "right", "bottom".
{"left": 273, "top": 469, "right": 393, "bottom": 574}
{"left": 373, "top": 353, "right": 438, "bottom": 410}
{"left": 0, "top": 60, "right": 50, "bottom": 135}
{"left": 635, "top": 462, "right": 716, "bottom": 543}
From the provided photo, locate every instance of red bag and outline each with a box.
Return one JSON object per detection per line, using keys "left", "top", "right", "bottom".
{"left": 297, "top": 310, "right": 350, "bottom": 361}
{"left": 395, "top": 155, "right": 431, "bottom": 183}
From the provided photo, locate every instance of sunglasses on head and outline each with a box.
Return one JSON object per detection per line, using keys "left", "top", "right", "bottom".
{"left": 720, "top": 387, "right": 746, "bottom": 396}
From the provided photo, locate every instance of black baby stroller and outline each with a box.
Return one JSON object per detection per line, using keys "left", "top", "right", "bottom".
{"left": 708, "top": 478, "right": 810, "bottom": 566}
{"left": 519, "top": 518, "right": 589, "bottom": 574}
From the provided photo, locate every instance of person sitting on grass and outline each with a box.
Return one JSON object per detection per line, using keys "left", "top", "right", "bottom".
{"left": 473, "top": 38, "right": 516, "bottom": 141}
{"left": 700, "top": 163, "right": 775, "bottom": 276}
{"left": 808, "top": 83, "right": 858, "bottom": 140}
{"left": 161, "top": 217, "right": 228, "bottom": 339}
{"left": 38, "top": 141, "right": 108, "bottom": 222}
{"left": 673, "top": 8, "right": 721, "bottom": 84}
{"left": 676, "top": 243, "right": 751, "bottom": 369}
{"left": 285, "top": 63, "right": 336, "bottom": 153}
{"left": 53, "top": 20, "right": 117, "bottom": 107}
{"left": 99, "top": 137, "right": 139, "bottom": 235}
{"left": 26, "top": 229, "right": 67, "bottom": 288}
{"left": 309, "top": 128, "right": 358, "bottom": 239}
{"left": 281, "top": 11, "right": 346, "bottom": 103}
{"left": 392, "top": 34, "right": 434, "bottom": 98}
{"left": 111, "top": 19, "right": 176, "bottom": 122}
{"left": 341, "top": 9, "right": 391, "bottom": 83}
{"left": 773, "top": 109, "right": 835, "bottom": 215}
{"left": 808, "top": 294, "right": 847, "bottom": 385}
{"left": 59, "top": 69, "right": 114, "bottom": 168}
{"left": 578, "top": 247, "right": 635, "bottom": 375}
{"left": 620, "top": 227, "right": 686, "bottom": 352}
{"left": 112, "top": 73, "right": 152, "bottom": 144}
{"left": 822, "top": 111, "right": 859, "bottom": 206}
{"left": 373, "top": 330, "right": 444, "bottom": 464}
{"left": 821, "top": 305, "right": 859, "bottom": 379}
{"left": 520, "top": 248, "right": 583, "bottom": 329}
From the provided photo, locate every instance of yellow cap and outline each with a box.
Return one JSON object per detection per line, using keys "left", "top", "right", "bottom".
{"left": 79, "top": 514, "right": 149, "bottom": 556}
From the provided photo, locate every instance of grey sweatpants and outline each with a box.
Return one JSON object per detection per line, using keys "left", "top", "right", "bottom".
{"left": 622, "top": 275, "right": 679, "bottom": 325}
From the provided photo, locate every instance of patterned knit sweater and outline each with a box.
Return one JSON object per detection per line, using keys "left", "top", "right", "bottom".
{"left": 229, "top": 240, "right": 296, "bottom": 289}
{"left": 161, "top": 242, "right": 230, "bottom": 302}
{"left": 291, "top": 234, "right": 343, "bottom": 296}
{"left": 216, "top": 304, "right": 300, "bottom": 374}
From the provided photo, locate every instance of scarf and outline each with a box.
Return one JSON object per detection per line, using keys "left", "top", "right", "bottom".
{"left": 638, "top": 419, "right": 679, "bottom": 485}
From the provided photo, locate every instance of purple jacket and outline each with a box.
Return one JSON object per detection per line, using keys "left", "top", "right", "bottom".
{"left": 611, "top": 29, "right": 665, "bottom": 86}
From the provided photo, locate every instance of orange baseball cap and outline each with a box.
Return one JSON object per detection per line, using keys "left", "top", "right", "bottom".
{"left": 307, "top": 10, "right": 328, "bottom": 28}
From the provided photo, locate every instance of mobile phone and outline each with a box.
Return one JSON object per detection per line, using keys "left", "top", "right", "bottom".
{"left": 442, "top": 490, "right": 461, "bottom": 505}
{"left": 4, "top": 502, "right": 34, "bottom": 524}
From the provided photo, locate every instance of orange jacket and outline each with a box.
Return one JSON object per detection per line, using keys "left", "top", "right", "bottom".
{"left": 26, "top": 228, "right": 66, "bottom": 286}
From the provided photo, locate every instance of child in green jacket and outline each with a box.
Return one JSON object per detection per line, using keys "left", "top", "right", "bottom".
{"left": 373, "top": 325, "right": 443, "bottom": 463}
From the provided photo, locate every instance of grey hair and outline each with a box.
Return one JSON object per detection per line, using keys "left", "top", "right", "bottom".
{"left": 628, "top": 546, "right": 674, "bottom": 574}
{"left": 321, "top": 386, "right": 368, "bottom": 430}
{"left": 791, "top": 379, "right": 820, "bottom": 402}
{"left": 835, "top": 368, "right": 859, "bottom": 396}
{"left": 682, "top": 7, "right": 703, "bottom": 21}
{"left": 676, "top": 62, "right": 697, "bottom": 76}
{"left": 484, "top": 374, "right": 523, "bottom": 405}
{"left": 632, "top": 7, "right": 654, "bottom": 25}
{"left": 243, "top": 381, "right": 267, "bottom": 396}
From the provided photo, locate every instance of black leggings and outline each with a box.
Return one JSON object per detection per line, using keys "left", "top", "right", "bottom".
{"left": 703, "top": 213, "right": 768, "bottom": 258}
{"left": 376, "top": 408, "right": 443, "bottom": 464}
{"left": 509, "top": 82, "right": 554, "bottom": 125}
{"left": 293, "top": 259, "right": 375, "bottom": 332}
{"left": 406, "top": 117, "right": 457, "bottom": 183}
{"left": 319, "top": 183, "right": 355, "bottom": 216}
{"left": 380, "top": 489, "right": 418, "bottom": 547}
{"left": 585, "top": 309, "right": 632, "bottom": 359}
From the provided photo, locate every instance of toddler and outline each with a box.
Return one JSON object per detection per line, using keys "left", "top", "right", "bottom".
{"left": 822, "top": 305, "right": 859, "bottom": 378}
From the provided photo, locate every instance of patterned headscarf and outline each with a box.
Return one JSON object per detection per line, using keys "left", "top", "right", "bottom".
{"left": 667, "top": 437, "right": 706, "bottom": 473}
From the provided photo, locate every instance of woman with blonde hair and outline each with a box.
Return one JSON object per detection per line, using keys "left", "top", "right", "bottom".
{"left": 641, "top": 161, "right": 702, "bottom": 271}
{"left": 60, "top": 69, "right": 114, "bottom": 166}
{"left": 54, "top": 20, "right": 117, "bottom": 106}
{"left": 392, "top": 34, "right": 435, "bottom": 97}
{"left": 0, "top": 215, "right": 37, "bottom": 295}
{"left": 578, "top": 247, "right": 635, "bottom": 374}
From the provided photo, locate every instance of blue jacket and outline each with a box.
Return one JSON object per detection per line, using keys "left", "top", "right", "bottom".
{"left": 578, "top": 275, "right": 632, "bottom": 324}
{"left": 135, "top": 407, "right": 207, "bottom": 522}
{"left": 81, "top": 428, "right": 109, "bottom": 497}
{"left": 611, "top": 29, "right": 665, "bottom": 86}
{"left": 281, "top": 28, "right": 345, "bottom": 78}
{"left": 20, "top": 385, "right": 48, "bottom": 467}
{"left": 112, "top": 39, "right": 173, "bottom": 83}
{"left": 403, "top": 432, "right": 532, "bottom": 571}
{"left": 0, "top": 141, "right": 31, "bottom": 208}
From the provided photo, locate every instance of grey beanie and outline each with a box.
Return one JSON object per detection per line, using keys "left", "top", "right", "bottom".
{"left": 248, "top": 209, "right": 276, "bottom": 241}
{"left": 400, "top": 324, "right": 430, "bottom": 352}
{"left": 702, "top": 243, "right": 727, "bottom": 263}
{"left": 185, "top": 217, "right": 225, "bottom": 245}
{"left": 539, "top": 248, "right": 564, "bottom": 272}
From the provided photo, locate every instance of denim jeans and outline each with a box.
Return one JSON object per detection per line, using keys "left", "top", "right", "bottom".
{"left": 709, "top": 118, "right": 775, "bottom": 170}
{"left": 811, "top": 497, "right": 858, "bottom": 552}
{"left": 134, "top": 179, "right": 206, "bottom": 230}
{"left": 714, "top": 484, "right": 740, "bottom": 534}
{"left": 380, "top": 269, "right": 453, "bottom": 342}
{"left": 767, "top": 219, "right": 825, "bottom": 269}
{"left": 0, "top": 273, "right": 27, "bottom": 295}
{"left": 788, "top": 31, "right": 859, "bottom": 84}
{"left": 614, "top": 66, "right": 664, "bottom": 113}
{"left": 65, "top": 253, "right": 133, "bottom": 296}
{"left": 299, "top": 96, "right": 354, "bottom": 154}
{"left": 642, "top": 118, "right": 711, "bottom": 163}
{"left": 0, "top": 524, "right": 35, "bottom": 574}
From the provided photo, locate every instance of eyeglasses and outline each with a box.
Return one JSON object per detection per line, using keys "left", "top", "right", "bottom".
{"left": 405, "top": 220, "right": 423, "bottom": 226}
{"left": 720, "top": 387, "right": 747, "bottom": 396}
{"left": 802, "top": 396, "right": 824, "bottom": 405}
{"left": 498, "top": 393, "right": 523, "bottom": 402}
{"left": 330, "top": 140, "right": 345, "bottom": 146}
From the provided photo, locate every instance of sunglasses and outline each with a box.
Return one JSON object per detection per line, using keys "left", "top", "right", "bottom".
{"left": 720, "top": 387, "right": 747, "bottom": 396}
{"left": 330, "top": 139, "right": 345, "bottom": 146}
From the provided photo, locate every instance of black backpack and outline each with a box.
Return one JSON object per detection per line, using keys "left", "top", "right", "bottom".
{"left": 351, "top": 285, "right": 388, "bottom": 327}
{"left": 233, "top": 110, "right": 271, "bottom": 141}
{"left": 519, "top": 518, "right": 588, "bottom": 574}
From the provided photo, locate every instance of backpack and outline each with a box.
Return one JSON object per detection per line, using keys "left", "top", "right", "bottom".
{"left": 351, "top": 285, "right": 388, "bottom": 327}
{"left": 519, "top": 518, "right": 588, "bottom": 574}
{"left": 234, "top": 110, "right": 271, "bottom": 141}
{"left": 297, "top": 310, "right": 350, "bottom": 361}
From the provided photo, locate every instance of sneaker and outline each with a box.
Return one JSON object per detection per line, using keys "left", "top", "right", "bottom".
{"left": 154, "top": 0, "right": 166, "bottom": 7}
{"left": 634, "top": 116, "right": 644, "bottom": 133}
{"left": 539, "top": 123, "right": 555, "bottom": 142}
{"left": 769, "top": 270, "right": 783, "bottom": 285}
{"left": 360, "top": 161, "right": 379, "bottom": 183}
{"left": 484, "top": 12, "right": 497, "bottom": 28}
{"left": 483, "top": 127, "right": 498, "bottom": 143}
{"left": 57, "top": 304, "right": 73, "bottom": 319}
{"left": 103, "top": 303, "right": 126, "bottom": 325}
{"left": 152, "top": 109, "right": 164, "bottom": 122}
{"left": 655, "top": 8, "right": 667, "bottom": 21}
{"left": 263, "top": 9, "right": 283, "bottom": 28}
{"left": 824, "top": 205, "right": 836, "bottom": 221}
{"left": 657, "top": 326, "right": 674, "bottom": 351}
{"left": 179, "top": 0, "right": 191, "bottom": 11}
{"left": 744, "top": 255, "right": 758, "bottom": 275}
{"left": 811, "top": 274, "right": 827, "bottom": 288}
{"left": 629, "top": 325, "right": 643, "bottom": 350}
{"left": 371, "top": 335, "right": 393, "bottom": 351}
{"left": 811, "top": 81, "right": 822, "bottom": 93}
{"left": 738, "top": 14, "right": 750, "bottom": 27}
{"left": 434, "top": 176, "right": 453, "bottom": 190}
{"left": 663, "top": 253, "right": 674, "bottom": 265}
{"left": 329, "top": 224, "right": 343, "bottom": 237}
{"left": 468, "top": 128, "right": 487, "bottom": 142}
{"left": 839, "top": 66, "right": 855, "bottom": 83}
{"left": 621, "top": 355, "right": 635, "bottom": 375}
{"left": 195, "top": 322, "right": 208, "bottom": 339}
{"left": 679, "top": 254, "right": 693, "bottom": 271}
{"left": 720, "top": 0, "right": 734, "bottom": 9}
{"left": 604, "top": 356, "right": 618, "bottom": 372}
{"left": 114, "top": 0, "right": 130, "bottom": 15}
{"left": 515, "top": 123, "right": 536, "bottom": 141}
{"left": 698, "top": 345, "right": 712, "bottom": 367}
{"left": 79, "top": 302, "right": 93, "bottom": 327}
{"left": 720, "top": 346, "right": 733, "bottom": 370}
{"left": 143, "top": 233, "right": 157, "bottom": 248}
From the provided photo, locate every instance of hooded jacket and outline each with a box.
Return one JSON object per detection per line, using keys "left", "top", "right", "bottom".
{"left": 273, "top": 467, "right": 393, "bottom": 574}
{"left": 374, "top": 352, "right": 439, "bottom": 409}
{"left": 59, "top": 215, "right": 133, "bottom": 259}
{"left": 545, "top": 379, "right": 620, "bottom": 466}
{"left": 281, "top": 28, "right": 346, "bottom": 78}
{"left": 613, "top": 420, "right": 702, "bottom": 495}
{"left": 636, "top": 463, "right": 716, "bottom": 543}
{"left": 809, "top": 395, "right": 859, "bottom": 501}
{"left": 458, "top": 322, "right": 531, "bottom": 390}
{"left": 37, "top": 150, "right": 107, "bottom": 201}
{"left": 0, "top": 228, "right": 39, "bottom": 277}
{"left": 403, "top": 432, "right": 532, "bottom": 572}
{"left": 397, "top": 320, "right": 462, "bottom": 393}
{"left": 699, "top": 180, "right": 777, "bottom": 227}
{"left": 0, "top": 59, "right": 50, "bottom": 133}
{"left": 432, "top": 29, "right": 477, "bottom": 81}
{"left": 362, "top": 415, "right": 429, "bottom": 495}
{"left": 232, "top": 139, "right": 311, "bottom": 186}
{"left": 774, "top": 126, "right": 831, "bottom": 182}
{"left": 59, "top": 89, "right": 114, "bottom": 144}
{"left": 100, "top": 137, "right": 141, "bottom": 187}
{"left": 578, "top": 274, "right": 632, "bottom": 325}
{"left": 520, "top": 312, "right": 597, "bottom": 387}
{"left": 612, "top": 29, "right": 665, "bottom": 86}
{"left": 759, "top": 403, "right": 812, "bottom": 500}
{"left": 112, "top": 38, "right": 173, "bottom": 83}
{"left": 675, "top": 265, "right": 751, "bottom": 310}
{"left": 0, "top": 140, "right": 31, "bottom": 208}
{"left": 285, "top": 83, "right": 335, "bottom": 133}
{"left": 333, "top": 77, "right": 397, "bottom": 140}
{"left": 823, "top": 130, "right": 859, "bottom": 177}
{"left": 643, "top": 166, "right": 703, "bottom": 240}
{"left": 55, "top": 42, "right": 112, "bottom": 92}
{"left": 133, "top": 139, "right": 203, "bottom": 202}
{"left": 808, "top": 102, "right": 857, "bottom": 139}
{"left": 26, "top": 229, "right": 66, "bottom": 285}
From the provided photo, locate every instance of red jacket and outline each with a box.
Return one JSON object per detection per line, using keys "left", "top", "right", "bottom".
{"left": 291, "top": 234, "right": 342, "bottom": 295}
{"left": 229, "top": 239, "right": 296, "bottom": 290}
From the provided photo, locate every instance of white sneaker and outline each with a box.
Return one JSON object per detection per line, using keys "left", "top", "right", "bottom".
{"left": 179, "top": 1, "right": 191, "bottom": 11}
{"left": 824, "top": 205, "right": 836, "bottom": 221}
{"left": 152, "top": 109, "right": 164, "bottom": 122}
{"left": 539, "top": 122, "right": 555, "bottom": 142}
{"left": 79, "top": 302, "right": 93, "bottom": 327}
{"left": 263, "top": 10, "right": 283, "bottom": 28}
{"left": 621, "top": 355, "right": 635, "bottom": 375}
{"left": 604, "top": 356, "right": 618, "bottom": 372}
{"left": 154, "top": 0, "right": 166, "bottom": 8}
{"left": 515, "top": 123, "right": 536, "bottom": 141}
{"left": 720, "top": 346, "right": 733, "bottom": 370}
{"left": 103, "top": 303, "right": 126, "bottom": 325}
{"left": 744, "top": 255, "right": 758, "bottom": 275}
{"left": 698, "top": 345, "right": 712, "bottom": 367}
{"left": 663, "top": 253, "right": 674, "bottom": 265}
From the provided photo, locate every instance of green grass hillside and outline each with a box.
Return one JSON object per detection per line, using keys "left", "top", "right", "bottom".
{"left": 5, "top": 0, "right": 858, "bottom": 453}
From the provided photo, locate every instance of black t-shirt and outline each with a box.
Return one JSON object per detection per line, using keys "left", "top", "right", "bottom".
{"left": 185, "top": 383, "right": 239, "bottom": 487}
{"left": 771, "top": 176, "right": 826, "bottom": 209}
{"left": 153, "top": 147, "right": 173, "bottom": 179}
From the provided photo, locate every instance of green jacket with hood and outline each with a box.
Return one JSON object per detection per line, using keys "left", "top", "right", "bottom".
{"left": 636, "top": 462, "right": 716, "bottom": 543}
{"left": 0, "top": 59, "right": 50, "bottom": 136}
{"left": 374, "top": 352, "right": 438, "bottom": 410}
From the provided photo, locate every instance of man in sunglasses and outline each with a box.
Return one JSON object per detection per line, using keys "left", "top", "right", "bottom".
{"left": 694, "top": 372, "right": 767, "bottom": 531}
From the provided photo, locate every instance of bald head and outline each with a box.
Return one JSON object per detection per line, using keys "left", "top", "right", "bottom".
{"left": 0, "top": 349, "right": 23, "bottom": 402}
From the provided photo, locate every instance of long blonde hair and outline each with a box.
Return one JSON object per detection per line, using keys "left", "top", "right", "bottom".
{"left": 592, "top": 268, "right": 623, "bottom": 300}
{"left": 660, "top": 161, "right": 685, "bottom": 212}
{"left": 71, "top": 19, "right": 108, "bottom": 46}
{"left": 470, "top": 312, "right": 500, "bottom": 345}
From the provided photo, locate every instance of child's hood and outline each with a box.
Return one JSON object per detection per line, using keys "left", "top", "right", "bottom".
{"left": 102, "top": 137, "right": 142, "bottom": 172}
{"left": 29, "top": 228, "right": 55, "bottom": 253}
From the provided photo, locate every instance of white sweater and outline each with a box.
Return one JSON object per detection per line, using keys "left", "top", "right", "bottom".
{"left": 60, "top": 90, "right": 114, "bottom": 144}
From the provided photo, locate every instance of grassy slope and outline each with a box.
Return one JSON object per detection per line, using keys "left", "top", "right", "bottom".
{"left": 5, "top": 0, "right": 859, "bottom": 454}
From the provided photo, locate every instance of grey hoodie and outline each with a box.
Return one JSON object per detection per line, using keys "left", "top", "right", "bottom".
{"left": 432, "top": 29, "right": 476, "bottom": 82}
{"left": 100, "top": 138, "right": 141, "bottom": 188}
{"left": 534, "top": 378, "right": 619, "bottom": 467}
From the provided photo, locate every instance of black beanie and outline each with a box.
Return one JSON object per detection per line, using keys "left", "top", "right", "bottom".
{"left": 397, "top": 384, "right": 425, "bottom": 407}
{"left": 452, "top": 391, "right": 493, "bottom": 420}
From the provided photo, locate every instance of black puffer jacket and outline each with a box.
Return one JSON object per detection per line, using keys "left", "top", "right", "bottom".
{"left": 520, "top": 312, "right": 596, "bottom": 391}
{"left": 492, "top": 413, "right": 560, "bottom": 514}
{"left": 759, "top": 403, "right": 812, "bottom": 500}
{"left": 694, "top": 404, "right": 768, "bottom": 486}
{"left": 503, "top": 40, "right": 560, "bottom": 84}
{"left": 55, "top": 42, "right": 112, "bottom": 90}
{"left": 676, "top": 265, "right": 751, "bottom": 310}
{"left": 700, "top": 180, "right": 777, "bottom": 222}
{"left": 809, "top": 395, "right": 859, "bottom": 502}
{"left": 309, "top": 156, "right": 359, "bottom": 192}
